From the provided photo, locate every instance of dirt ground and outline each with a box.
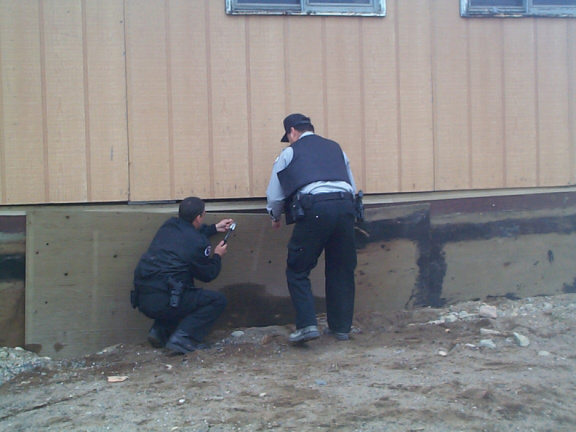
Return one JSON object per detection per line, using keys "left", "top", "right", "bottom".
{"left": 1, "top": 293, "right": 576, "bottom": 432}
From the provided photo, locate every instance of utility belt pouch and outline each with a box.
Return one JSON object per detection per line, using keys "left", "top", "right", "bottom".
{"left": 167, "top": 277, "right": 185, "bottom": 308}
{"left": 355, "top": 190, "right": 365, "bottom": 223}
{"left": 130, "top": 288, "right": 139, "bottom": 309}
{"left": 288, "top": 193, "right": 306, "bottom": 224}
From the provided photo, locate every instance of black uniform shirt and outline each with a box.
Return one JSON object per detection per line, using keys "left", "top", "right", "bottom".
{"left": 134, "top": 217, "right": 221, "bottom": 289}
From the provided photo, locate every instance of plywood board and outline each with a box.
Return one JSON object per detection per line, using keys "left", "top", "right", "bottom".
{"left": 536, "top": 20, "right": 571, "bottom": 187}
{"left": 246, "top": 16, "right": 288, "bottom": 197}
{"left": 0, "top": 281, "right": 24, "bottom": 347}
{"left": 43, "top": 0, "right": 88, "bottom": 202}
{"left": 324, "top": 17, "right": 365, "bottom": 189}
{"left": 469, "top": 19, "right": 505, "bottom": 188}
{"left": 432, "top": 1, "right": 470, "bottom": 190}
{"left": 206, "top": 1, "right": 250, "bottom": 198}
{"left": 125, "top": 0, "right": 171, "bottom": 201}
{"left": 442, "top": 234, "right": 576, "bottom": 303}
{"left": 571, "top": 20, "right": 576, "bottom": 185}
{"left": 25, "top": 208, "right": 325, "bottom": 358}
{"left": 0, "top": 0, "right": 46, "bottom": 204}
{"left": 284, "top": 17, "right": 325, "bottom": 130}
{"left": 362, "top": 6, "right": 400, "bottom": 193}
{"left": 396, "top": 0, "right": 434, "bottom": 192}
{"left": 84, "top": 0, "right": 129, "bottom": 201}
{"left": 503, "top": 20, "right": 538, "bottom": 187}
{"left": 355, "top": 240, "right": 418, "bottom": 314}
{"left": 168, "top": 0, "right": 212, "bottom": 199}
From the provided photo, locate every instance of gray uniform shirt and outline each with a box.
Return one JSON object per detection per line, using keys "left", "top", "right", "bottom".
{"left": 266, "top": 132, "right": 356, "bottom": 221}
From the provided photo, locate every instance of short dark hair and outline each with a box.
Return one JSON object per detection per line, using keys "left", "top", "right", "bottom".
{"left": 294, "top": 122, "right": 314, "bottom": 134}
{"left": 179, "top": 197, "right": 205, "bottom": 223}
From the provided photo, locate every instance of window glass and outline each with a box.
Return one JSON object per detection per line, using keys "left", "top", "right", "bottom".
{"left": 470, "top": 0, "right": 523, "bottom": 6}
{"left": 237, "top": 0, "right": 299, "bottom": 4}
{"left": 463, "top": 0, "right": 576, "bottom": 16}
{"left": 533, "top": 0, "right": 576, "bottom": 5}
{"left": 227, "top": 0, "right": 385, "bottom": 16}
{"left": 311, "top": 0, "right": 372, "bottom": 3}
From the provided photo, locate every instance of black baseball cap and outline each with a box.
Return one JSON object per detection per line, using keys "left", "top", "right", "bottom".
{"left": 281, "top": 113, "right": 311, "bottom": 142}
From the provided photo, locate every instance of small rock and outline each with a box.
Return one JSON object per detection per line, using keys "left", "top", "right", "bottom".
{"left": 442, "top": 314, "right": 458, "bottom": 323}
{"left": 513, "top": 333, "right": 530, "bottom": 347}
{"left": 231, "top": 331, "right": 245, "bottom": 338}
{"left": 438, "top": 350, "right": 448, "bottom": 357}
{"left": 480, "top": 328, "right": 502, "bottom": 336}
{"left": 538, "top": 351, "right": 550, "bottom": 356}
{"left": 479, "top": 305, "right": 498, "bottom": 319}
{"left": 479, "top": 339, "right": 497, "bottom": 349}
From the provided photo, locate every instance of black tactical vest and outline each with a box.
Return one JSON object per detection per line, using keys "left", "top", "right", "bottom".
{"left": 277, "top": 134, "right": 350, "bottom": 198}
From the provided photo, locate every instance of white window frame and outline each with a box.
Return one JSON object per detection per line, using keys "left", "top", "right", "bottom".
{"left": 226, "top": 0, "right": 386, "bottom": 17}
{"left": 461, "top": 0, "right": 576, "bottom": 17}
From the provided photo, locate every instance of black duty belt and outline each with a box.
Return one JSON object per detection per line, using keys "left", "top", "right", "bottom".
{"left": 310, "top": 192, "right": 353, "bottom": 202}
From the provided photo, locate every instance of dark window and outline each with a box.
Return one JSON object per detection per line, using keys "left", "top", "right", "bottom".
{"left": 227, "top": 0, "right": 386, "bottom": 16}
{"left": 462, "top": 0, "right": 576, "bottom": 16}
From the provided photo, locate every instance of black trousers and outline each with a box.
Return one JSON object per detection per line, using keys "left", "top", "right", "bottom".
{"left": 286, "top": 197, "right": 357, "bottom": 333}
{"left": 137, "top": 286, "right": 227, "bottom": 343}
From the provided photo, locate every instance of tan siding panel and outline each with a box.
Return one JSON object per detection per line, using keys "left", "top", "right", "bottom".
{"left": 362, "top": 12, "right": 399, "bottom": 193}
{"left": 324, "top": 18, "right": 364, "bottom": 189}
{"left": 503, "top": 20, "right": 538, "bottom": 188}
{"left": 207, "top": 1, "right": 250, "bottom": 198}
{"left": 469, "top": 20, "right": 505, "bottom": 189}
{"left": 246, "top": 17, "right": 287, "bottom": 197}
{"left": 43, "top": 0, "right": 88, "bottom": 202}
{"left": 168, "top": 0, "right": 211, "bottom": 199}
{"left": 85, "top": 0, "right": 129, "bottom": 201}
{"left": 285, "top": 18, "right": 325, "bottom": 130}
{"left": 432, "top": 1, "right": 470, "bottom": 190}
{"left": 536, "top": 20, "right": 571, "bottom": 186}
{"left": 571, "top": 21, "right": 576, "bottom": 185}
{"left": 0, "top": 0, "right": 46, "bottom": 204}
{"left": 125, "top": 0, "right": 171, "bottom": 202}
{"left": 396, "top": 0, "right": 434, "bottom": 192}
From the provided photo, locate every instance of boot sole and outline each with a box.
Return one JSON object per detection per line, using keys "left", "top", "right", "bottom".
{"left": 165, "top": 341, "right": 195, "bottom": 355}
{"left": 289, "top": 331, "right": 320, "bottom": 344}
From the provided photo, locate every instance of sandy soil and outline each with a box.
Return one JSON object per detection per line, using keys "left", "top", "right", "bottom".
{"left": 2, "top": 293, "right": 576, "bottom": 432}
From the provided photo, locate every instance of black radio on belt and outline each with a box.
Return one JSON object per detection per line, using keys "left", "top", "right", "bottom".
{"left": 167, "top": 277, "right": 185, "bottom": 308}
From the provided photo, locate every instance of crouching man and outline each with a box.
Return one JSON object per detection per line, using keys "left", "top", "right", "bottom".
{"left": 131, "top": 197, "right": 234, "bottom": 354}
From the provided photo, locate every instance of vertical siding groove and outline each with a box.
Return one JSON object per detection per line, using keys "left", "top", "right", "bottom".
{"left": 568, "top": 21, "right": 576, "bottom": 184}
{"left": 533, "top": 20, "right": 541, "bottom": 186}
{"left": 500, "top": 19, "right": 507, "bottom": 188}
{"left": 165, "top": 0, "right": 175, "bottom": 198}
{"left": 283, "top": 19, "right": 290, "bottom": 111}
{"left": 430, "top": 1, "right": 438, "bottom": 191}
{"left": 321, "top": 18, "right": 328, "bottom": 135}
{"left": 81, "top": 0, "right": 92, "bottom": 201}
{"left": 245, "top": 18, "right": 254, "bottom": 196}
{"left": 0, "top": 2, "right": 5, "bottom": 203}
{"left": 358, "top": 18, "right": 366, "bottom": 190}
{"left": 39, "top": 0, "right": 50, "bottom": 201}
{"left": 466, "top": 20, "right": 473, "bottom": 188}
{"left": 121, "top": 0, "right": 131, "bottom": 200}
{"left": 394, "top": 0, "right": 403, "bottom": 191}
{"left": 204, "top": 0, "right": 214, "bottom": 197}
{"left": 122, "top": 0, "right": 131, "bottom": 201}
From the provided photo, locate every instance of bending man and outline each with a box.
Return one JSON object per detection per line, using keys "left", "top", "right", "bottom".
{"left": 132, "top": 197, "right": 234, "bottom": 354}
{"left": 266, "top": 113, "right": 358, "bottom": 344}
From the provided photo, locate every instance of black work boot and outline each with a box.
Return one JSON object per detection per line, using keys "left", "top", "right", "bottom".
{"left": 147, "top": 324, "right": 170, "bottom": 348}
{"left": 165, "top": 330, "right": 205, "bottom": 355}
